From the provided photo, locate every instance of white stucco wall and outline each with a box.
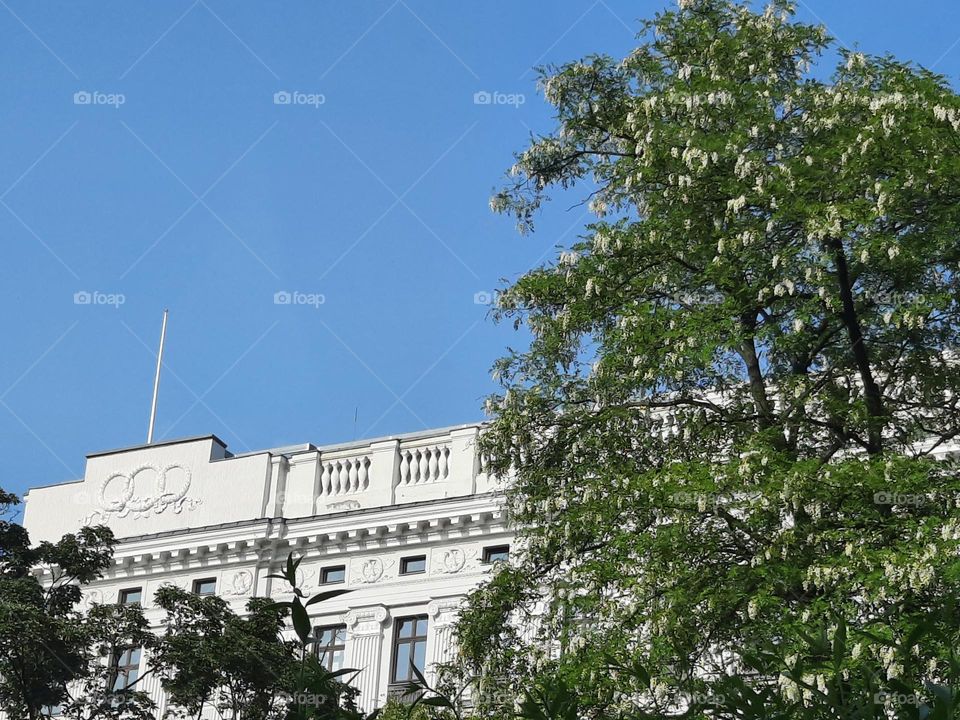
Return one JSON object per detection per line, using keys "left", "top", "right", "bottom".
{"left": 20, "top": 424, "right": 510, "bottom": 715}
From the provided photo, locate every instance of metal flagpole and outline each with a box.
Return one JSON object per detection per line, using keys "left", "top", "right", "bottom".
{"left": 147, "top": 309, "right": 168, "bottom": 444}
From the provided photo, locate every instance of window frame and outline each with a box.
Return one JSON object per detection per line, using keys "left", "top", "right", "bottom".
{"left": 482, "top": 544, "right": 511, "bottom": 564}
{"left": 320, "top": 565, "right": 346, "bottom": 585}
{"left": 313, "top": 623, "right": 347, "bottom": 671}
{"left": 389, "top": 614, "right": 428, "bottom": 685}
{"left": 192, "top": 578, "right": 217, "bottom": 596}
{"left": 399, "top": 555, "right": 427, "bottom": 576}
{"left": 109, "top": 645, "right": 142, "bottom": 691}
{"left": 118, "top": 587, "right": 142, "bottom": 605}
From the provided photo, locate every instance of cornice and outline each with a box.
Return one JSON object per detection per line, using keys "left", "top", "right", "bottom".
{"left": 28, "top": 493, "right": 510, "bottom": 581}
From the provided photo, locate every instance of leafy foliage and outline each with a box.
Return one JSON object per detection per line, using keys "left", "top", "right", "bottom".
{"left": 459, "top": 0, "right": 960, "bottom": 716}
{"left": 0, "top": 488, "right": 155, "bottom": 720}
{"left": 152, "top": 553, "right": 364, "bottom": 720}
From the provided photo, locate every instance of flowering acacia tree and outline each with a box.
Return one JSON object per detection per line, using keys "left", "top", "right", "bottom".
{"left": 458, "top": 0, "right": 960, "bottom": 715}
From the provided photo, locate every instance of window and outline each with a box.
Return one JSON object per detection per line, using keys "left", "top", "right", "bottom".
{"left": 399, "top": 556, "right": 426, "bottom": 575}
{"left": 320, "top": 565, "right": 346, "bottom": 585}
{"left": 482, "top": 545, "right": 510, "bottom": 564}
{"left": 118, "top": 587, "right": 142, "bottom": 605}
{"left": 192, "top": 578, "right": 216, "bottom": 596}
{"left": 390, "top": 615, "right": 428, "bottom": 684}
{"left": 110, "top": 646, "right": 141, "bottom": 691}
{"left": 314, "top": 624, "right": 346, "bottom": 671}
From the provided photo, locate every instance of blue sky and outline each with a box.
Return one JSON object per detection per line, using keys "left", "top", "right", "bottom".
{"left": 2, "top": 0, "right": 959, "bottom": 501}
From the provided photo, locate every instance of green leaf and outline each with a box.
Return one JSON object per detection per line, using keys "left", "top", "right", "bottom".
{"left": 290, "top": 596, "right": 312, "bottom": 645}
{"left": 304, "top": 588, "right": 352, "bottom": 607}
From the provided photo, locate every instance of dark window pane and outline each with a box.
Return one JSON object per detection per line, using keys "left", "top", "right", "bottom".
{"left": 112, "top": 646, "right": 141, "bottom": 690}
{"left": 321, "top": 566, "right": 345, "bottom": 584}
{"left": 391, "top": 615, "right": 428, "bottom": 685}
{"left": 395, "top": 644, "right": 411, "bottom": 681}
{"left": 314, "top": 624, "right": 347, "bottom": 671}
{"left": 400, "top": 556, "right": 426, "bottom": 575}
{"left": 192, "top": 579, "right": 216, "bottom": 596}
{"left": 483, "top": 545, "right": 510, "bottom": 564}
{"left": 413, "top": 640, "right": 426, "bottom": 672}
{"left": 119, "top": 588, "right": 142, "bottom": 605}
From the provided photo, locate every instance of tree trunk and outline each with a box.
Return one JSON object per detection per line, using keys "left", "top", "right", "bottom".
{"left": 828, "top": 237, "right": 885, "bottom": 454}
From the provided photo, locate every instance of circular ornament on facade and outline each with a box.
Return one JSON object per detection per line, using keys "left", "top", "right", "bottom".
{"left": 360, "top": 558, "right": 384, "bottom": 583}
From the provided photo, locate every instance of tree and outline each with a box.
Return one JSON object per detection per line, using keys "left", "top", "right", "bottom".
{"left": 151, "top": 553, "right": 362, "bottom": 720}
{"left": 0, "top": 489, "right": 154, "bottom": 720}
{"left": 459, "top": 0, "right": 960, "bottom": 715}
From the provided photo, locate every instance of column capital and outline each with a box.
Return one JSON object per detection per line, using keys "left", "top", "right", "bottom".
{"left": 427, "top": 597, "right": 462, "bottom": 627}
{"left": 345, "top": 604, "right": 390, "bottom": 635}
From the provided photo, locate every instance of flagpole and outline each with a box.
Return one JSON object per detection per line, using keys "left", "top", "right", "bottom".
{"left": 147, "top": 309, "right": 168, "bottom": 444}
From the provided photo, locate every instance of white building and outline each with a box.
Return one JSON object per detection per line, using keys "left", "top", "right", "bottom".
{"left": 22, "top": 423, "right": 509, "bottom": 714}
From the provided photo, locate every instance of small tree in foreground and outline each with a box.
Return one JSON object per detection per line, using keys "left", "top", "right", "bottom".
{"left": 0, "top": 488, "right": 154, "bottom": 720}
{"left": 458, "top": 0, "right": 960, "bottom": 716}
{"left": 151, "top": 553, "right": 363, "bottom": 720}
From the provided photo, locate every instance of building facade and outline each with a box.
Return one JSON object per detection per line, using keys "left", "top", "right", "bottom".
{"left": 22, "top": 423, "right": 508, "bottom": 715}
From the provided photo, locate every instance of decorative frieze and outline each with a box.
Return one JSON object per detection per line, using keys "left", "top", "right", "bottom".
{"left": 82, "top": 463, "right": 201, "bottom": 525}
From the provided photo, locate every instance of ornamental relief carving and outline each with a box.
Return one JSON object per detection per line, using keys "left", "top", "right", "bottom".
{"left": 430, "top": 547, "right": 478, "bottom": 575}
{"left": 427, "top": 598, "right": 462, "bottom": 626}
{"left": 81, "top": 464, "right": 201, "bottom": 525}
{"left": 82, "top": 588, "right": 116, "bottom": 609}
{"left": 222, "top": 570, "right": 254, "bottom": 596}
{"left": 350, "top": 557, "right": 396, "bottom": 584}
{"left": 345, "top": 605, "right": 389, "bottom": 636}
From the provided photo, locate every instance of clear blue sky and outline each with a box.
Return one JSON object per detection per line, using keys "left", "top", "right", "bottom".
{"left": 2, "top": 0, "right": 959, "bottom": 500}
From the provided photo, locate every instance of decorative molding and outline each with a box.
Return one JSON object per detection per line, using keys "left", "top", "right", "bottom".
{"left": 222, "top": 569, "right": 254, "bottom": 596}
{"left": 295, "top": 566, "right": 316, "bottom": 591}
{"left": 431, "top": 547, "right": 467, "bottom": 574}
{"left": 324, "top": 499, "right": 361, "bottom": 512}
{"left": 352, "top": 557, "right": 395, "bottom": 584}
{"left": 345, "top": 605, "right": 390, "bottom": 636}
{"left": 82, "top": 464, "right": 201, "bottom": 524}
{"left": 428, "top": 597, "right": 462, "bottom": 627}
{"left": 82, "top": 589, "right": 104, "bottom": 609}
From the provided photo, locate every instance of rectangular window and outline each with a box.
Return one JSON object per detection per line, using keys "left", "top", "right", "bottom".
{"left": 110, "top": 646, "right": 141, "bottom": 691}
{"left": 390, "top": 615, "right": 428, "bottom": 684}
{"left": 314, "top": 624, "right": 347, "bottom": 671}
{"left": 399, "top": 556, "right": 426, "bottom": 575}
{"left": 118, "top": 587, "right": 142, "bottom": 605}
{"left": 320, "top": 565, "right": 346, "bottom": 585}
{"left": 482, "top": 545, "right": 510, "bottom": 564}
{"left": 192, "top": 578, "right": 216, "bottom": 596}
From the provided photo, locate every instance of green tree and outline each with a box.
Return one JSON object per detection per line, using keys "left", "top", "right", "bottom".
{"left": 151, "top": 587, "right": 294, "bottom": 720}
{"left": 460, "top": 0, "right": 960, "bottom": 715}
{"left": 151, "top": 553, "right": 362, "bottom": 720}
{"left": 0, "top": 489, "right": 154, "bottom": 719}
